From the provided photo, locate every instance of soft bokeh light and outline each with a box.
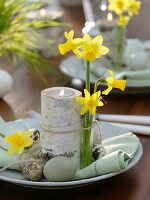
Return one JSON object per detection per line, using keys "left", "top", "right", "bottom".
{"left": 107, "top": 12, "right": 113, "bottom": 22}
{"left": 82, "top": 21, "right": 95, "bottom": 34}
{"left": 40, "top": 8, "right": 46, "bottom": 16}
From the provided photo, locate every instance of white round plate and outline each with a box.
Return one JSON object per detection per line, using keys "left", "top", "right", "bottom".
{"left": 0, "top": 122, "right": 143, "bottom": 189}
{"left": 0, "top": 143, "right": 142, "bottom": 189}
{"left": 60, "top": 55, "right": 150, "bottom": 94}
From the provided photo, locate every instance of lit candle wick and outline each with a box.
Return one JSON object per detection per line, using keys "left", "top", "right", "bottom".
{"left": 107, "top": 12, "right": 113, "bottom": 22}
{"left": 59, "top": 89, "right": 64, "bottom": 97}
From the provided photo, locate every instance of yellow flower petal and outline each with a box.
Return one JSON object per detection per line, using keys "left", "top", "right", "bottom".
{"left": 97, "top": 101, "right": 104, "bottom": 107}
{"left": 5, "top": 136, "right": 12, "bottom": 144}
{"left": 106, "top": 77, "right": 114, "bottom": 85}
{"left": 91, "top": 90, "right": 100, "bottom": 100}
{"left": 72, "top": 38, "right": 83, "bottom": 50}
{"left": 73, "top": 49, "right": 82, "bottom": 58}
{"left": 112, "top": 80, "right": 126, "bottom": 91}
{"left": 107, "top": 70, "right": 114, "bottom": 78}
{"left": 104, "top": 70, "right": 126, "bottom": 94}
{"left": 83, "top": 51, "right": 96, "bottom": 62}
{"left": 5, "top": 134, "right": 21, "bottom": 146}
{"left": 24, "top": 138, "right": 33, "bottom": 147}
{"left": 84, "top": 89, "right": 90, "bottom": 100}
{"left": 82, "top": 34, "right": 109, "bottom": 61}
{"left": 89, "top": 107, "right": 96, "bottom": 115}
{"left": 129, "top": 0, "right": 141, "bottom": 15}
{"left": 58, "top": 30, "right": 83, "bottom": 56}
{"left": 99, "top": 46, "right": 109, "bottom": 55}
{"left": 108, "top": 0, "right": 129, "bottom": 15}
{"left": 7, "top": 146, "right": 18, "bottom": 155}
{"left": 64, "top": 30, "right": 74, "bottom": 41}
{"left": 102, "top": 86, "right": 113, "bottom": 95}
{"left": 18, "top": 147, "right": 24, "bottom": 155}
{"left": 76, "top": 97, "right": 87, "bottom": 105}
{"left": 5, "top": 130, "right": 33, "bottom": 156}
{"left": 118, "top": 15, "right": 130, "bottom": 27}
{"left": 83, "top": 34, "right": 92, "bottom": 45}
{"left": 58, "top": 42, "right": 73, "bottom": 55}
{"left": 93, "top": 35, "right": 103, "bottom": 46}
{"left": 80, "top": 105, "right": 89, "bottom": 115}
{"left": 20, "top": 130, "right": 33, "bottom": 139}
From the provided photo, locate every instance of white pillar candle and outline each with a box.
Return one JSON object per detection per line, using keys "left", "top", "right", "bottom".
{"left": 40, "top": 87, "right": 82, "bottom": 168}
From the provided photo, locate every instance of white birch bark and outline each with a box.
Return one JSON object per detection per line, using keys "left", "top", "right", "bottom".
{"left": 40, "top": 87, "right": 82, "bottom": 168}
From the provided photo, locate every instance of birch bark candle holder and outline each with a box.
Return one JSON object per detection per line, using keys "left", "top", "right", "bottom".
{"left": 40, "top": 87, "right": 82, "bottom": 167}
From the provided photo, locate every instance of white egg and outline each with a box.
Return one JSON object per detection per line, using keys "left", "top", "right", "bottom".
{"left": 43, "top": 156, "right": 77, "bottom": 182}
{"left": 125, "top": 52, "right": 149, "bottom": 70}
{"left": 0, "top": 70, "right": 13, "bottom": 98}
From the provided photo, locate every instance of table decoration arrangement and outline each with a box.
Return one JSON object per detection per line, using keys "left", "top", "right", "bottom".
{"left": 0, "top": 29, "right": 143, "bottom": 187}
{"left": 0, "top": 114, "right": 143, "bottom": 188}
{"left": 58, "top": 29, "right": 126, "bottom": 167}
{"left": 78, "top": 0, "right": 150, "bottom": 94}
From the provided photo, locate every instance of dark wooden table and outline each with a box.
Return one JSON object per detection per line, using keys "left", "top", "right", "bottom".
{"left": 0, "top": 3, "right": 150, "bottom": 200}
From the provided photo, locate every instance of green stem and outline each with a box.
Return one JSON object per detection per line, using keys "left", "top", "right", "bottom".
{"left": 86, "top": 61, "right": 90, "bottom": 92}
{"left": 0, "top": 133, "right": 5, "bottom": 137}
{"left": 81, "top": 61, "right": 93, "bottom": 168}
{"left": 114, "top": 26, "right": 125, "bottom": 69}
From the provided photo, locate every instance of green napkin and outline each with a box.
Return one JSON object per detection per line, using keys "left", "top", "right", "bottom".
{"left": 73, "top": 133, "right": 140, "bottom": 180}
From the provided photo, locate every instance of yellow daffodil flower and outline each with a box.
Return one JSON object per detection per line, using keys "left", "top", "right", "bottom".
{"left": 58, "top": 30, "right": 83, "bottom": 57}
{"left": 82, "top": 34, "right": 109, "bottom": 62}
{"left": 102, "top": 70, "right": 126, "bottom": 95}
{"left": 118, "top": 15, "right": 130, "bottom": 27}
{"left": 128, "top": 0, "right": 141, "bottom": 16}
{"left": 108, "top": 0, "right": 129, "bottom": 15}
{"left": 5, "top": 130, "right": 33, "bottom": 155}
{"left": 76, "top": 89, "right": 104, "bottom": 115}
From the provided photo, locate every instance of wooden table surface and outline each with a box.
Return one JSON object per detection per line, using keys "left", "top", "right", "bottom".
{"left": 0, "top": 3, "right": 150, "bottom": 200}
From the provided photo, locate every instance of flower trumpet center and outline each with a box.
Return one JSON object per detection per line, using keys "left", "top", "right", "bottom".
{"left": 64, "top": 41, "right": 74, "bottom": 52}
{"left": 12, "top": 134, "right": 24, "bottom": 147}
{"left": 59, "top": 41, "right": 74, "bottom": 55}
{"left": 84, "top": 51, "right": 96, "bottom": 62}
{"left": 88, "top": 99, "right": 97, "bottom": 108}
{"left": 117, "top": 1, "right": 124, "bottom": 9}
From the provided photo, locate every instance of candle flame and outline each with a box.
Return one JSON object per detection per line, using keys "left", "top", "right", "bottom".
{"left": 59, "top": 89, "right": 64, "bottom": 97}
{"left": 107, "top": 12, "right": 113, "bottom": 22}
{"left": 40, "top": 9, "right": 46, "bottom": 16}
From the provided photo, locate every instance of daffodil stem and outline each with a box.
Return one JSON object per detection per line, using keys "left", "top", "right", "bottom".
{"left": 94, "top": 78, "right": 106, "bottom": 93}
{"left": 81, "top": 61, "right": 93, "bottom": 168}
{"left": 0, "top": 133, "right": 5, "bottom": 138}
{"left": 86, "top": 61, "right": 90, "bottom": 92}
{"left": 114, "top": 26, "right": 125, "bottom": 69}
